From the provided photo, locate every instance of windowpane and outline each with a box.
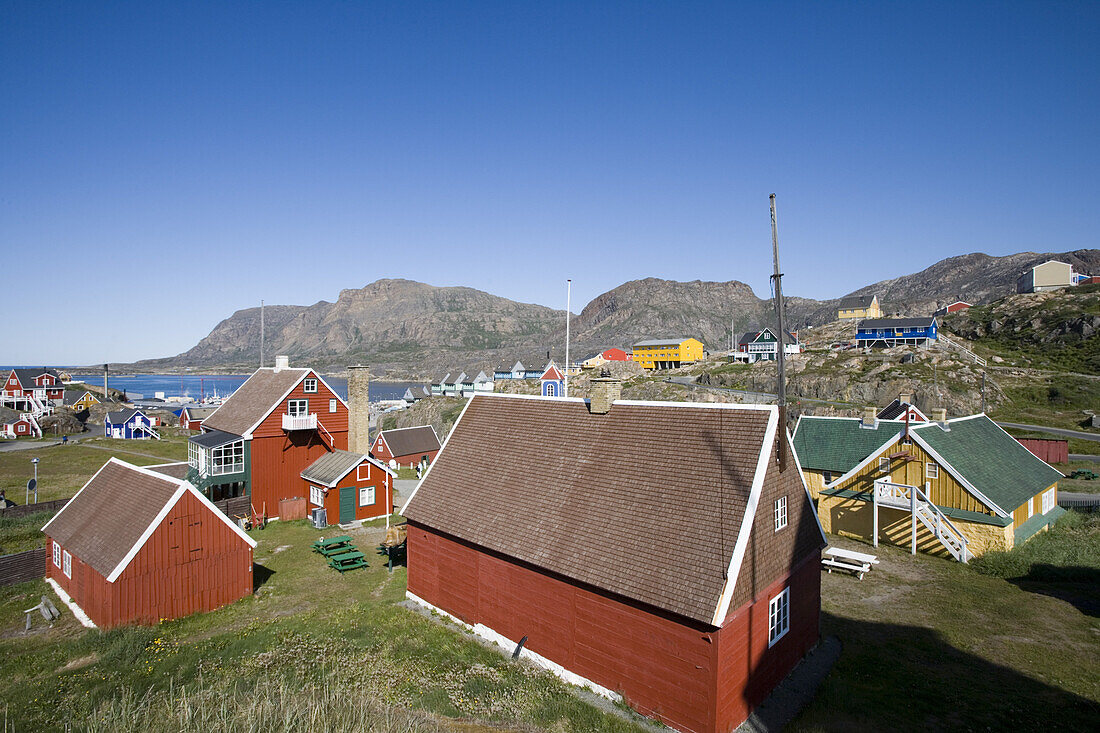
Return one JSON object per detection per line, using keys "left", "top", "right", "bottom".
{"left": 769, "top": 588, "right": 789, "bottom": 646}
{"left": 329, "top": 398, "right": 337, "bottom": 413}
{"left": 303, "top": 378, "right": 318, "bottom": 393}
{"left": 774, "top": 496, "right": 788, "bottom": 531}
{"left": 288, "top": 400, "right": 308, "bottom": 416}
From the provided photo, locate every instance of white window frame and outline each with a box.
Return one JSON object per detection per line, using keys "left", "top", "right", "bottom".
{"left": 210, "top": 440, "right": 244, "bottom": 476}
{"left": 303, "top": 378, "right": 318, "bottom": 393}
{"left": 1027, "top": 496, "right": 1035, "bottom": 519}
{"left": 879, "top": 457, "right": 890, "bottom": 473}
{"left": 774, "top": 496, "right": 788, "bottom": 532}
{"left": 188, "top": 440, "right": 201, "bottom": 469}
{"left": 768, "top": 587, "right": 789, "bottom": 647}
{"left": 359, "top": 486, "right": 375, "bottom": 507}
{"left": 287, "top": 399, "right": 308, "bottom": 417}
{"left": 53, "top": 541, "right": 61, "bottom": 568}
{"left": 329, "top": 398, "right": 337, "bottom": 413}
{"left": 925, "top": 462, "right": 939, "bottom": 480}
{"left": 310, "top": 485, "right": 325, "bottom": 507}
{"left": 1041, "top": 488, "right": 1055, "bottom": 514}
{"left": 62, "top": 550, "right": 72, "bottom": 579}
{"left": 16, "top": 423, "right": 25, "bottom": 433}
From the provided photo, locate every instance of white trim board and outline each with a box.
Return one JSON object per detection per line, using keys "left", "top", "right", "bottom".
{"left": 406, "top": 591, "right": 622, "bottom": 703}
{"left": 46, "top": 577, "right": 96, "bottom": 628}
{"left": 711, "top": 406, "right": 779, "bottom": 626}
{"left": 399, "top": 395, "right": 479, "bottom": 515}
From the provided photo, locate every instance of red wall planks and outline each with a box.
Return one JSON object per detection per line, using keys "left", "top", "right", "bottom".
{"left": 1016, "top": 437, "right": 1068, "bottom": 465}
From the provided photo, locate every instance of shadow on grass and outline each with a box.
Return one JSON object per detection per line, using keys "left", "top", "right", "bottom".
{"left": 1007, "top": 564, "right": 1100, "bottom": 618}
{"left": 253, "top": 563, "right": 275, "bottom": 592}
{"left": 796, "top": 612, "right": 1100, "bottom": 731}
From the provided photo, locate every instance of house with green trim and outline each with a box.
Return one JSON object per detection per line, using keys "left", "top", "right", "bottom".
{"left": 792, "top": 412, "right": 1064, "bottom": 558}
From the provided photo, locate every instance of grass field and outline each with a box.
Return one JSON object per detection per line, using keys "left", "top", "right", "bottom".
{"left": 0, "top": 509, "right": 1097, "bottom": 731}
{"left": 0, "top": 435, "right": 189, "bottom": 504}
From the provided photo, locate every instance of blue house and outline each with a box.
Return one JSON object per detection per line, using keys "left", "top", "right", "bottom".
{"left": 540, "top": 363, "right": 565, "bottom": 397}
{"left": 855, "top": 317, "right": 938, "bottom": 348}
{"left": 105, "top": 408, "right": 160, "bottom": 440}
{"left": 494, "top": 361, "right": 526, "bottom": 380}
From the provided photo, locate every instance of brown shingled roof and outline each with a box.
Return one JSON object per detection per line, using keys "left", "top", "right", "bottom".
{"left": 200, "top": 367, "right": 309, "bottom": 436}
{"left": 378, "top": 425, "right": 441, "bottom": 458}
{"left": 42, "top": 459, "right": 185, "bottom": 578}
{"left": 402, "top": 395, "right": 783, "bottom": 626}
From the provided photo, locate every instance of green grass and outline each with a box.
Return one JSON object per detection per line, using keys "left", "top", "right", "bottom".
{"left": 0, "top": 510, "right": 56, "bottom": 554}
{"left": 0, "top": 436, "right": 188, "bottom": 503}
{"left": 0, "top": 520, "right": 647, "bottom": 732}
{"left": 972, "top": 511, "right": 1100, "bottom": 582}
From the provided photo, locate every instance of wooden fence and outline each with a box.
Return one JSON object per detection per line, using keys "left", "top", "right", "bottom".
{"left": 212, "top": 495, "right": 251, "bottom": 520}
{"left": 0, "top": 548, "right": 47, "bottom": 587}
{"left": 0, "top": 498, "right": 71, "bottom": 519}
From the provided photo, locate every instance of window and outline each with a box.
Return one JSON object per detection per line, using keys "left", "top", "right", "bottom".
{"left": 1042, "top": 488, "right": 1055, "bottom": 514}
{"left": 16, "top": 423, "right": 25, "bottom": 433}
{"left": 925, "top": 462, "right": 939, "bottom": 480}
{"left": 52, "top": 541, "right": 61, "bottom": 568}
{"left": 823, "top": 471, "right": 833, "bottom": 484}
{"left": 879, "top": 457, "right": 890, "bottom": 473}
{"left": 188, "top": 440, "right": 201, "bottom": 469}
{"left": 63, "top": 551, "right": 72, "bottom": 579}
{"left": 359, "top": 486, "right": 375, "bottom": 506}
{"left": 310, "top": 485, "right": 325, "bottom": 507}
{"left": 774, "top": 496, "right": 788, "bottom": 531}
{"left": 329, "top": 398, "right": 337, "bottom": 413}
{"left": 768, "top": 588, "right": 789, "bottom": 647}
{"left": 1027, "top": 497, "right": 1035, "bottom": 519}
{"left": 288, "top": 399, "right": 308, "bottom": 417}
{"left": 303, "top": 378, "right": 318, "bottom": 393}
{"left": 211, "top": 440, "right": 244, "bottom": 476}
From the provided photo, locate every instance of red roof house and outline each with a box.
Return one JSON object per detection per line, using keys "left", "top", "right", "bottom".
{"left": 601, "top": 348, "right": 629, "bottom": 362}
{"left": 401, "top": 387, "right": 826, "bottom": 733}
{"left": 370, "top": 425, "right": 441, "bottom": 469}
{"left": 933, "top": 301, "right": 973, "bottom": 316}
{"left": 179, "top": 405, "right": 218, "bottom": 431}
{"left": 301, "top": 449, "right": 397, "bottom": 524}
{"left": 42, "top": 458, "right": 257, "bottom": 628}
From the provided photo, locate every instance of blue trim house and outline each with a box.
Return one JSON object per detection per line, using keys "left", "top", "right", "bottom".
{"left": 105, "top": 408, "right": 160, "bottom": 440}
{"left": 855, "top": 317, "right": 938, "bottom": 348}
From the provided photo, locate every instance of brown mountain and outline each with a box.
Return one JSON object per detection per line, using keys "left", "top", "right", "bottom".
{"left": 136, "top": 249, "right": 1099, "bottom": 375}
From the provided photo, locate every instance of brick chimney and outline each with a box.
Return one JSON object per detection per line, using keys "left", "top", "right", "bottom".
{"left": 860, "top": 406, "right": 878, "bottom": 429}
{"left": 589, "top": 376, "right": 622, "bottom": 415}
{"left": 899, "top": 391, "right": 914, "bottom": 405}
{"left": 274, "top": 355, "right": 289, "bottom": 372}
{"left": 932, "top": 408, "right": 948, "bottom": 429}
{"left": 347, "top": 365, "right": 371, "bottom": 453}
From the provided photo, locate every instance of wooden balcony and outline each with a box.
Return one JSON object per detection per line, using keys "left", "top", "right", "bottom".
{"left": 282, "top": 413, "right": 317, "bottom": 431}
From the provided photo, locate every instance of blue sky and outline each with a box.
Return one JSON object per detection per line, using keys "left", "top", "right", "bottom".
{"left": 2, "top": 1, "right": 1097, "bottom": 364}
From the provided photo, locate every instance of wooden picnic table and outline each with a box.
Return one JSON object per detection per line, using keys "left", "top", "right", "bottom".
{"left": 319, "top": 543, "right": 358, "bottom": 558}
{"left": 821, "top": 546, "right": 879, "bottom": 580}
{"left": 328, "top": 550, "right": 367, "bottom": 572}
{"left": 312, "top": 535, "right": 353, "bottom": 551}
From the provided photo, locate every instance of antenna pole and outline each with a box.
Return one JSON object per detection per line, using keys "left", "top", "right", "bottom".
{"left": 565, "top": 279, "right": 572, "bottom": 398}
{"left": 770, "top": 194, "right": 789, "bottom": 472}
{"left": 260, "top": 299, "right": 265, "bottom": 369}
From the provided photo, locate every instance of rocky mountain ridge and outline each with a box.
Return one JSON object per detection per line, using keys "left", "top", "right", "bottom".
{"left": 133, "top": 249, "right": 1100, "bottom": 376}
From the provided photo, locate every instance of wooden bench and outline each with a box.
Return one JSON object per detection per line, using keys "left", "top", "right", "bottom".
{"left": 821, "top": 557, "right": 872, "bottom": 580}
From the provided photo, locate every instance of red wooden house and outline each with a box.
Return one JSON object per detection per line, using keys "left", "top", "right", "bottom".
{"left": 601, "top": 348, "right": 629, "bottom": 361}
{"left": 370, "top": 425, "right": 440, "bottom": 469}
{"left": 192, "top": 357, "right": 349, "bottom": 519}
{"left": 933, "top": 301, "right": 973, "bottom": 316}
{"left": 180, "top": 405, "right": 218, "bottom": 430}
{"left": 301, "top": 449, "right": 397, "bottom": 524}
{"left": 1, "top": 415, "right": 39, "bottom": 439}
{"left": 1, "top": 368, "right": 64, "bottom": 408}
{"left": 42, "top": 458, "right": 256, "bottom": 628}
{"left": 401, "top": 387, "right": 826, "bottom": 733}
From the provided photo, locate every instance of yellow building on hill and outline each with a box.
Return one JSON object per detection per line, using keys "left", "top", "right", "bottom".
{"left": 793, "top": 411, "right": 1063, "bottom": 560}
{"left": 632, "top": 337, "right": 704, "bottom": 370}
{"left": 837, "top": 294, "right": 882, "bottom": 320}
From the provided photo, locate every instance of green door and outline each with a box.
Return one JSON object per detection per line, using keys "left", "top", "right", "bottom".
{"left": 339, "top": 487, "right": 356, "bottom": 524}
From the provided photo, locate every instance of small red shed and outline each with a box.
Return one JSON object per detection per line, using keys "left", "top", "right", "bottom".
{"left": 42, "top": 458, "right": 256, "bottom": 628}
{"left": 601, "top": 348, "right": 629, "bottom": 362}
{"left": 401, "top": 389, "right": 826, "bottom": 733}
{"left": 370, "top": 425, "right": 441, "bottom": 469}
{"left": 301, "top": 449, "right": 397, "bottom": 524}
{"left": 179, "top": 406, "right": 217, "bottom": 431}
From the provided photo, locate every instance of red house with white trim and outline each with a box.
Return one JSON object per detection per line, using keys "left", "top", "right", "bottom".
{"left": 370, "top": 425, "right": 441, "bottom": 469}
{"left": 42, "top": 458, "right": 256, "bottom": 628}
{"left": 402, "top": 386, "right": 826, "bottom": 733}
{"left": 179, "top": 405, "right": 218, "bottom": 431}
{"left": 1, "top": 368, "right": 64, "bottom": 409}
{"left": 933, "top": 301, "right": 973, "bottom": 316}
{"left": 301, "top": 449, "right": 397, "bottom": 524}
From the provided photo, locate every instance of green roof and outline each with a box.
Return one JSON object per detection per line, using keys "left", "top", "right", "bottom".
{"left": 912, "top": 415, "right": 1063, "bottom": 514}
{"left": 1014, "top": 506, "right": 1066, "bottom": 545}
{"left": 792, "top": 417, "right": 903, "bottom": 473}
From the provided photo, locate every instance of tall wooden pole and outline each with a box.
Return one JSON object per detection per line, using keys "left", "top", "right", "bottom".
{"left": 260, "top": 300, "right": 265, "bottom": 369}
{"left": 565, "top": 279, "right": 571, "bottom": 398}
{"left": 770, "top": 194, "right": 789, "bottom": 472}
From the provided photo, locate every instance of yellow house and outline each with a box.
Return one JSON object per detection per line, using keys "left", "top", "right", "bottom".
{"left": 837, "top": 294, "right": 882, "bottom": 320}
{"left": 792, "top": 412, "right": 1063, "bottom": 559}
{"left": 63, "top": 391, "right": 101, "bottom": 411}
{"left": 631, "top": 337, "right": 704, "bottom": 370}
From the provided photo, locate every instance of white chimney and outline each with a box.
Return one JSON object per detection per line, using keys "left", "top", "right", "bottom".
{"left": 860, "top": 406, "right": 878, "bottom": 430}
{"left": 274, "top": 355, "right": 289, "bottom": 372}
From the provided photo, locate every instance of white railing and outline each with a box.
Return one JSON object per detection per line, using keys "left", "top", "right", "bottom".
{"left": 937, "top": 334, "right": 987, "bottom": 367}
{"left": 316, "top": 417, "right": 335, "bottom": 447}
{"left": 282, "top": 413, "right": 318, "bottom": 431}
{"left": 873, "top": 479, "right": 972, "bottom": 563}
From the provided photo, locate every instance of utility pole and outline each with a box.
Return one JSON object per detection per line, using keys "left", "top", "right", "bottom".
{"left": 981, "top": 371, "right": 986, "bottom": 413}
{"left": 564, "top": 279, "right": 572, "bottom": 398}
{"left": 260, "top": 299, "right": 265, "bottom": 369}
{"left": 770, "top": 194, "right": 789, "bottom": 472}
